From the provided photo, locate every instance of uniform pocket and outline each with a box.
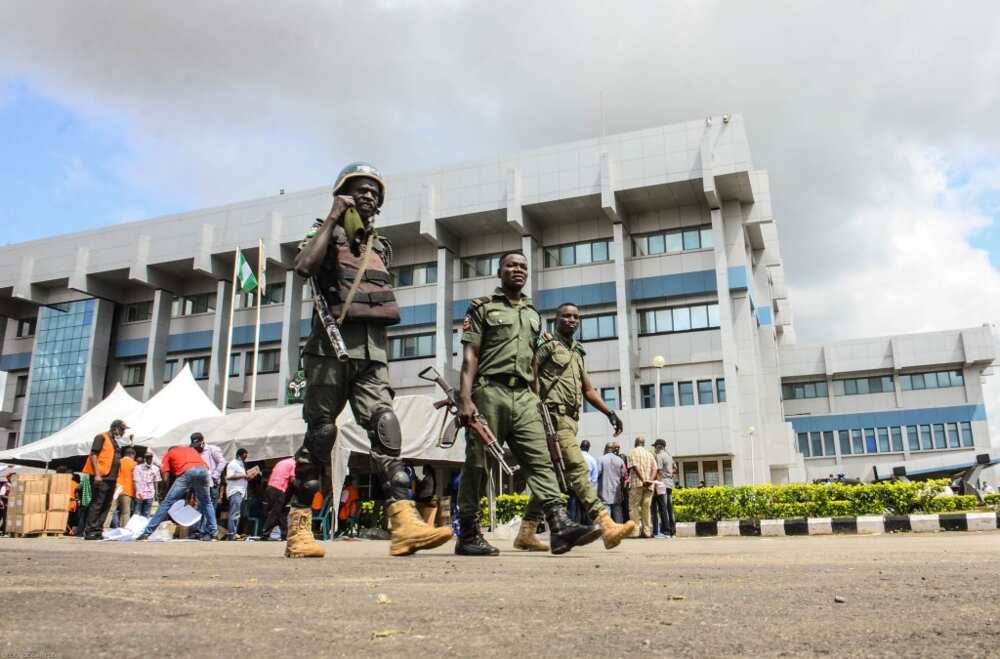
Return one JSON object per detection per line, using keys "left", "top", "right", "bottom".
{"left": 485, "top": 311, "right": 515, "bottom": 340}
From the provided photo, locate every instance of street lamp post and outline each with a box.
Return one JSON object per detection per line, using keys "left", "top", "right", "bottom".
{"left": 652, "top": 355, "right": 666, "bottom": 448}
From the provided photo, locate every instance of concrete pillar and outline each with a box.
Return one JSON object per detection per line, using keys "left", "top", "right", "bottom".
{"left": 710, "top": 208, "right": 746, "bottom": 482}
{"left": 143, "top": 289, "right": 173, "bottom": 401}
{"left": 208, "top": 279, "right": 233, "bottom": 407}
{"left": 278, "top": 270, "right": 304, "bottom": 406}
{"left": 521, "top": 234, "right": 540, "bottom": 302}
{"left": 434, "top": 246, "right": 456, "bottom": 376}
{"left": 81, "top": 298, "right": 115, "bottom": 413}
{"left": 611, "top": 223, "right": 634, "bottom": 411}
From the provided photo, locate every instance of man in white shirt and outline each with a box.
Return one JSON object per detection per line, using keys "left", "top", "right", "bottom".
{"left": 224, "top": 448, "right": 257, "bottom": 540}
{"left": 132, "top": 452, "right": 162, "bottom": 517}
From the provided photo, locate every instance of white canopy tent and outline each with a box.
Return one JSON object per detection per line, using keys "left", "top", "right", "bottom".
{"left": 0, "top": 384, "right": 142, "bottom": 467}
{"left": 0, "top": 365, "right": 221, "bottom": 467}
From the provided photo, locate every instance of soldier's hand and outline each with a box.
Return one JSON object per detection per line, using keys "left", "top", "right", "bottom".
{"left": 607, "top": 410, "right": 623, "bottom": 436}
{"left": 457, "top": 398, "right": 479, "bottom": 428}
{"left": 327, "top": 194, "right": 356, "bottom": 223}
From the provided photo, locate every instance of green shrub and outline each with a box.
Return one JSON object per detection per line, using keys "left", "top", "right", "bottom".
{"left": 359, "top": 500, "right": 385, "bottom": 529}
{"left": 670, "top": 480, "right": 978, "bottom": 521}
{"left": 479, "top": 493, "right": 529, "bottom": 525}
{"left": 985, "top": 493, "right": 1000, "bottom": 510}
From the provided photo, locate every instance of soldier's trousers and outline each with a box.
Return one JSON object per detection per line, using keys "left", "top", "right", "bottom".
{"left": 457, "top": 381, "right": 563, "bottom": 521}
{"left": 523, "top": 415, "right": 605, "bottom": 523}
{"left": 291, "top": 353, "right": 408, "bottom": 508}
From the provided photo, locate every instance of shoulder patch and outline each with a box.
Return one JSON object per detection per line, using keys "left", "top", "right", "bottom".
{"left": 470, "top": 296, "right": 492, "bottom": 308}
{"left": 535, "top": 331, "right": 555, "bottom": 350}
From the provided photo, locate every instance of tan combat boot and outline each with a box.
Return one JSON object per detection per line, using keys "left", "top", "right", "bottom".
{"left": 597, "top": 510, "right": 636, "bottom": 550}
{"left": 513, "top": 519, "right": 550, "bottom": 552}
{"left": 387, "top": 500, "right": 453, "bottom": 556}
{"left": 284, "top": 507, "right": 326, "bottom": 558}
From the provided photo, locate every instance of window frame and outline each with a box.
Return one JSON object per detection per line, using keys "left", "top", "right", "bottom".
{"left": 388, "top": 332, "right": 436, "bottom": 361}
{"left": 123, "top": 363, "right": 146, "bottom": 387}
{"left": 638, "top": 302, "right": 721, "bottom": 336}
{"left": 543, "top": 238, "right": 614, "bottom": 268}
{"left": 632, "top": 224, "right": 713, "bottom": 257}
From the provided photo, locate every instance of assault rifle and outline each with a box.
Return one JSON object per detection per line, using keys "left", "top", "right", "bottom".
{"left": 418, "top": 366, "right": 515, "bottom": 476}
{"left": 310, "top": 275, "right": 349, "bottom": 362}
{"left": 538, "top": 402, "right": 568, "bottom": 492}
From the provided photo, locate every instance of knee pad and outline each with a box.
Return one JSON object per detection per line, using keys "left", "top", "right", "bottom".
{"left": 303, "top": 421, "right": 337, "bottom": 465}
{"left": 367, "top": 408, "right": 402, "bottom": 458}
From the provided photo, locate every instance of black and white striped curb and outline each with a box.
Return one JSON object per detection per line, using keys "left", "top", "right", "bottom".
{"left": 675, "top": 512, "right": 1000, "bottom": 537}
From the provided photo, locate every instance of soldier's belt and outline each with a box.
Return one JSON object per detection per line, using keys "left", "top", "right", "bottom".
{"left": 546, "top": 402, "right": 579, "bottom": 421}
{"left": 484, "top": 374, "right": 529, "bottom": 389}
{"left": 337, "top": 267, "right": 392, "bottom": 285}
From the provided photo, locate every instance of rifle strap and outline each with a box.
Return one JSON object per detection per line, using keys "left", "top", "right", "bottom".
{"left": 336, "top": 231, "right": 375, "bottom": 326}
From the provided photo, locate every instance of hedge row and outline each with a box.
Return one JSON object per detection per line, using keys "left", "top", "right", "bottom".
{"left": 355, "top": 485, "right": 999, "bottom": 528}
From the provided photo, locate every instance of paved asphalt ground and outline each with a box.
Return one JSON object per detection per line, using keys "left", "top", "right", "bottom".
{"left": 1, "top": 531, "right": 998, "bottom": 658}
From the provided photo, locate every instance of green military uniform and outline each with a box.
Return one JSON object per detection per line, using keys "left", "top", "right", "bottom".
{"left": 522, "top": 333, "right": 607, "bottom": 523}
{"left": 457, "top": 288, "right": 564, "bottom": 520}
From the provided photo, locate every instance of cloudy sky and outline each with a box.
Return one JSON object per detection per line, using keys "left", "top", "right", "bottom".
{"left": 1, "top": 1, "right": 999, "bottom": 438}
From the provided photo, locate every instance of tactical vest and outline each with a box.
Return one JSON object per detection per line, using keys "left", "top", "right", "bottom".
{"left": 318, "top": 225, "right": 400, "bottom": 325}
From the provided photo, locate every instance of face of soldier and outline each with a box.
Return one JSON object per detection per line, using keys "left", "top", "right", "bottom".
{"left": 497, "top": 253, "right": 528, "bottom": 292}
{"left": 344, "top": 176, "right": 381, "bottom": 220}
{"left": 555, "top": 305, "right": 580, "bottom": 338}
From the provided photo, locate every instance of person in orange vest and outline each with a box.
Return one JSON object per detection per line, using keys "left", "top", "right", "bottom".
{"left": 106, "top": 446, "right": 137, "bottom": 529}
{"left": 82, "top": 419, "right": 127, "bottom": 540}
{"left": 337, "top": 475, "right": 360, "bottom": 539}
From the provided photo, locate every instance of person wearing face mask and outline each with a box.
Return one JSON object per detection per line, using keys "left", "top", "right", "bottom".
{"left": 133, "top": 450, "right": 162, "bottom": 518}
{"left": 82, "top": 419, "right": 127, "bottom": 540}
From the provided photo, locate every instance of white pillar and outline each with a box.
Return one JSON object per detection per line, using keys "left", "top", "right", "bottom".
{"left": 278, "top": 270, "right": 304, "bottom": 406}
{"left": 434, "top": 246, "right": 456, "bottom": 375}
{"left": 143, "top": 289, "right": 172, "bottom": 401}
{"left": 521, "top": 234, "right": 540, "bottom": 302}
{"left": 611, "top": 223, "right": 633, "bottom": 411}
{"left": 208, "top": 278, "right": 232, "bottom": 407}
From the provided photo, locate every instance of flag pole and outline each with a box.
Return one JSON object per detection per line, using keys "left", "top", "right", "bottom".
{"left": 221, "top": 245, "right": 239, "bottom": 414}
{"left": 250, "top": 239, "right": 264, "bottom": 413}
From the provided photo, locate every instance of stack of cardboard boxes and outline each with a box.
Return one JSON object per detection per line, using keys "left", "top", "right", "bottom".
{"left": 7, "top": 473, "right": 73, "bottom": 536}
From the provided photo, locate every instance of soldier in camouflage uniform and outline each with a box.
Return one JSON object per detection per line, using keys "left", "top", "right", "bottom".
{"left": 514, "top": 302, "right": 636, "bottom": 551}
{"left": 287, "top": 162, "right": 452, "bottom": 558}
{"left": 455, "top": 253, "right": 601, "bottom": 556}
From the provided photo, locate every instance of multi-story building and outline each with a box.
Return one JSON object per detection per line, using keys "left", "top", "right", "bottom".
{"left": 0, "top": 114, "right": 994, "bottom": 485}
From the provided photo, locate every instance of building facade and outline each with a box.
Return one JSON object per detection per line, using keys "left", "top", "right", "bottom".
{"left": 0, "top": 114, "right": 994, "bottom": 484}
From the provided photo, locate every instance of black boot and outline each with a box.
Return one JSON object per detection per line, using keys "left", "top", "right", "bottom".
{"left": 454, "top": 517, "right": 499, "bottom": 556}
{"left": 546, "top": 507, "right": 602, "bottom": 555}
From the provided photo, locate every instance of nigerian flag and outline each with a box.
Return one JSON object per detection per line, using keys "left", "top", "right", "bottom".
{"left": 236, "top": 250, "right": 258, "bottom": 293}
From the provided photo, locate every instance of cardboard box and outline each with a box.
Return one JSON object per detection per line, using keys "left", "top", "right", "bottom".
{"left": 47, "top": 491, "right": 72, "bottom": 512}
{"left": 14, "top": 476, "right": 49, "bottom": 496}
{"left": 9, "top": 512, "right": 47, "bottom": 535}
{"left": 9, "top": 492, "right": 48, "bottom": 515}
{"left": 44, "top": 510, "right": 69, "bottom": 532}
{"left": 49, "top": 473, "right": 73, "bottom": 495}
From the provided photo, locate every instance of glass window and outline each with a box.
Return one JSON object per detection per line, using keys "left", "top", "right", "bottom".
{"left": 936, "top": 372, "right": 950, "bottom": 388}
{"left": 597, "top": 314, "right": 615, "bottom": 339}
{"left": 592, "top": 240, "right": 609, "bottom": 262}
{"left": 648, "top": 234, "right": 666, "bottom": 255}
{"left": 919, "top": 424, "right": 933, "bottom": 450}
{"left": 632, "top": 237, "right": 648, "bottom": 257}
{"left": 16, "top": 318, "right": 36, "bottom": 338}
{"left": 682, "top": 229, "right": 701, "bottom": 250}
{"left": 575, "top": 242, "right": 592, "bottom": 265}
{"left": 660, "top": 382, "right": 676, "bottom": 407}
{"left": 707, "top": 303, "right": 720, "bottom": 327}
{"left": 851, "top": 429, "right": 864, "bottom": 455}
{"left": 690, "top": 305, "right": 708, "bottom": 329}
{"left": 163, "top": 360, "right": 179, "bottom": 383}
{"left": 654, "top": 309, "right": 671, "bottom": 333}
{"left": 803, "top": 383, "right": 816, "bottom": 398}
{"left": 245, "top": 349, "right": 280, "bottom": 375}
{"left": 678, "top": 381, "right": 694, "bottom": 406}
{"left": 810, "top": 432, "right": 823, "bottom": 457}
{"left": 544, "top": 247, "right": 561, "bottom": 267}
{"left": 125, "top": 301, "right": 153, "bottom": 323}
{"left": 843, "top": 379, "right": 857, "bottom": 395}
{"left": 187, "top": 356, "right": 209, "bottom": 380}
{"left": 699, "top": 227, "right": 714, "bottom": 249}
{"left": 581, "top": 317, "right": 598, "bottom": 340}
{"left": 906, "top": 425, "right": 919, "bottom": 451}
{"left": 123, "top": 364, "right": 145, "bottom": 387}
{"left": 816, "top": 381, "right": 829, "bottom": 397}
{"left": 15, "top": 375, "right": 28, "bottom": 397}
{"left": 877, "top": 428, "right": 890, "bottom": 453}
{"left": 264, "top": 282, "right": 286, "bottom": 305}
{"left": 697, "top": 380, "right": 714, "bottom": 404}
{"left": 716, "top": 378, "right": 726, "bottom": 403}
{"left": 703, "top": 461, "right": 720, "bottom": 486}
{"left": 864, "top": 428, "right": 877, "bottom": 454}
{"left": 672, "top": 307, "right": 691, "bottom": 332}
{"left": 946, "top": 422, "right": 960, "bottom": 448}
{"left": 912, "top": 373, "right": 926, "bottom": 390}
{"left": 900, "top": 374, "right": 912, "bottom": 390}
{"left": 960, "top": 421, "right": 973, "bottom": 447}
{"left": 890, "top": 426, "right": 903, "bottom": 453}
{"left": 664, "top": 231, "right": 683, "bottom": 252}
{"left": 722, "top": 459, "right": 732, "bottom": 486}
{"left": 839, "top": 430, "right": 851, "bottom": 455}
{"left": 560, "top": 245, "right": 576, "bottom": 265}
{"left": 229, "top": 353, "right": 241, "bottom": 377}
{"left": 823, "top": 431, "right": 835, "bottom": 456}
{"left": 682, "top": 461, "right": 700, "bottom": 488}
{"left": 600, "top": 387, "right": 619, "bottom": 410}
{"left": 933, "top": 424, "right": 946, "bottom": 449}
{"left": 797, "top": 432, "right": 810, "bottom": 457}
{"left": 640, "top": 384, "right": 655, "bottom": 409}
{"left": 950, "top": 370, "right": 964, "bottom": 387}
{"left": 389, "top": 333, "right": 435, "bottom": 360}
